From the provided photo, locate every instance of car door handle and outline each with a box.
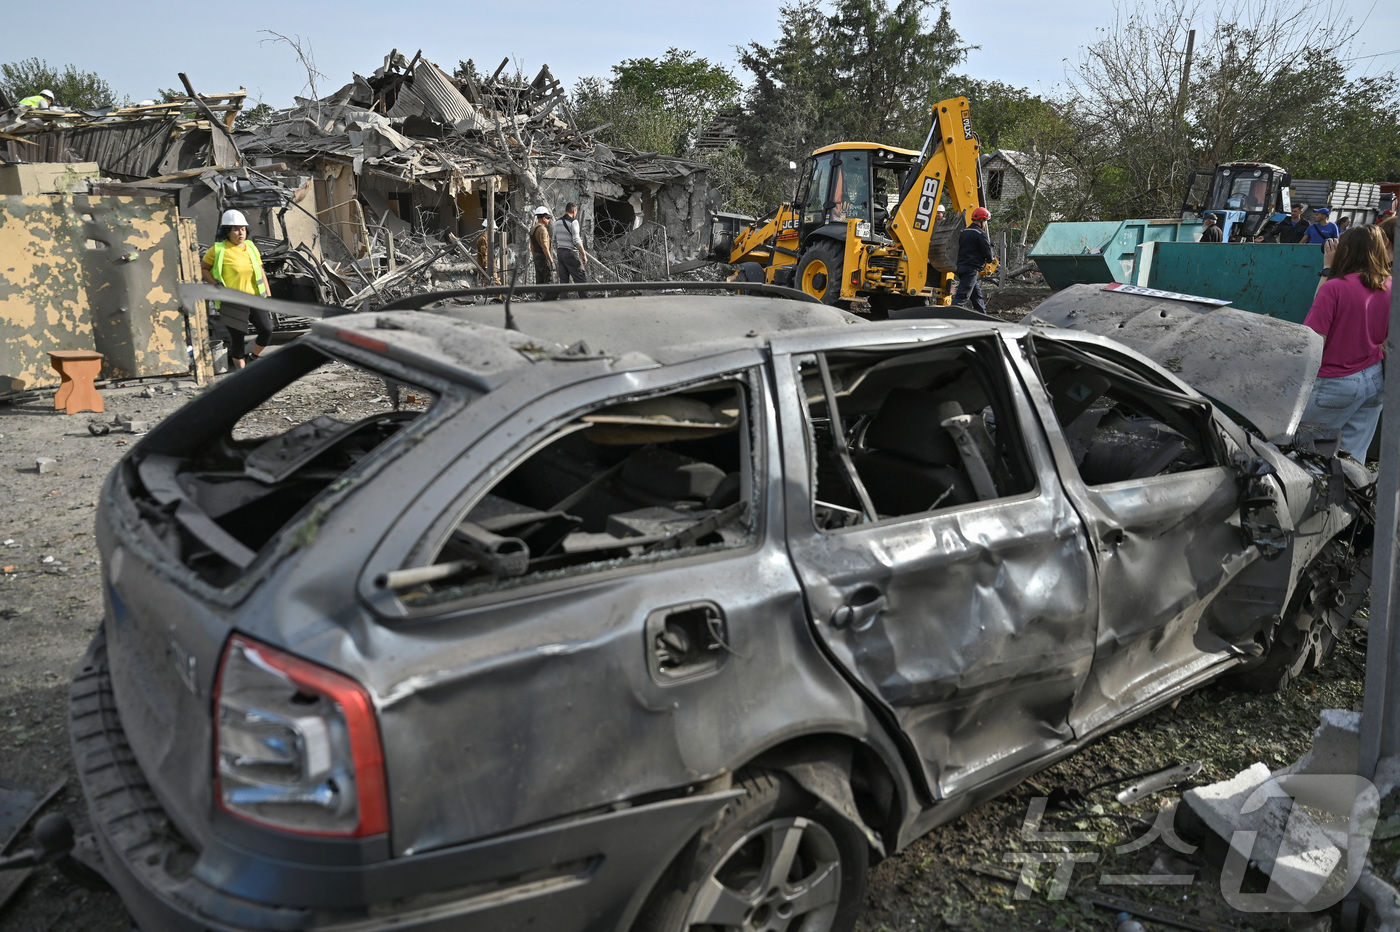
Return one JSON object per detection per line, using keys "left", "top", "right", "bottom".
{"left": 831, "top": 590, "right": 887, "bottom": 630}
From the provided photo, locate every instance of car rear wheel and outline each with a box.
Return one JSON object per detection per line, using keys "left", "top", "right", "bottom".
{"left": 636, "top": 771, "right": 868, "bottom": 932}
{"left": 796, "top": 241, "right": 845, "bottom": 305}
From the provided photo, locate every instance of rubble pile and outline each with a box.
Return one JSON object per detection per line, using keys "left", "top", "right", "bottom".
{"left": 230, "top": 49, "right": 718, "bottom": 304}
{"left": 2, "top": 50, "right": 718, "bottom": 315}
{"left": 1, "top": 89, "right": 247, "bottom": 179}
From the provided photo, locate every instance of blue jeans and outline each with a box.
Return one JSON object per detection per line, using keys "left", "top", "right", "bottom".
{"left": 1300, "top": 361, "right": 1383, "bottom": 460}
{"left": 951, "top": 272, "right": 985, "bottom": 311}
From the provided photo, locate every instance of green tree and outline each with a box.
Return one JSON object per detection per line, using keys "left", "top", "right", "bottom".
{"left": 735, "top": 0, "right": 833, "bottom": 203}
{"left": 823, "top": 0, "right": 968, "bottom": 145}
{"left": 943, "top": 78, "right": 1052, "bottom": 150}
{"left": 612, "top": 48, "right": 740, "bottom": 133}
{"left": 572, "top": 49, "right": 740, "bottom": 157}
{"left": 1, "top": 57, "right": 115, "bottom": 108}
{"left": 1064, "top": 0, "right": 1388, "bottom": 220}
{"left": 235, "top": 102, "right": 277, "bottom": 130}
{"left": 736, "top": 0, "right": 969, "bottom": 203}
{"left": 572, "top": 77, "right": 690, "bottom": 155}
{"left": 1276, "top": 71, "right": 1400, "bottom": 183}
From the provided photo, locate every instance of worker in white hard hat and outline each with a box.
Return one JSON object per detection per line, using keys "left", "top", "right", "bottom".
{"left": 18, "top": 89, "right": 56, "bottom": 109}
{"left": 530, "top": 207, "right": 556, "bottom": 300}
{"left": 201, "top": 209, "right": 271, "bottom": 369}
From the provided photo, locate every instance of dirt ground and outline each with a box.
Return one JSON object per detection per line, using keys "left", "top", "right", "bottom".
{"left": 0, "top": 312, "right": 1370, "bottom": 931}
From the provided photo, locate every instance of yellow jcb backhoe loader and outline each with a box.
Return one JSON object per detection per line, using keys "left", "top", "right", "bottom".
{"left": 707, "top": 97, "right": 996, "bottom": 315}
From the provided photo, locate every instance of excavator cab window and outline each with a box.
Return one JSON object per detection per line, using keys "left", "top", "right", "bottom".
{"left": 801, "top": 155, "right": 835, "bottom": 228}
{"left": 829, "top": 151, "right": 871, "bottom": 223}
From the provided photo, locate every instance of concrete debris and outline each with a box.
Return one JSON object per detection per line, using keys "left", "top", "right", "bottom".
{"left": 2, "top": 55, "right": 720, "bottom": 402}
{"left": 228, "top": 50, "right": 718, "bottom": 305}
{"left": 35, "top": 457, "right": 56, "bottom": 474}
{"left": 1181, "top": 711, "right": 1385, "bottom": 915}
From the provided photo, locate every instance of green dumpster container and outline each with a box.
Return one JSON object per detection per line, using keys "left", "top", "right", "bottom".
{"left": 1030, "top": 219, "right": 1204, "bottom": 291}
{"left": 1133, "top": 242, "right": 1324, "bottom": 323}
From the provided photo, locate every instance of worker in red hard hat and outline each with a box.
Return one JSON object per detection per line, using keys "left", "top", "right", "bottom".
{"left": 951, "top": 207, "right": 994, "bottom": 311}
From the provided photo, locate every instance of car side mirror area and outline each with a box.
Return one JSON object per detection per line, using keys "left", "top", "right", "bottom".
{"left": 1233, "top": 454, "right": 1291, "bottom": 560}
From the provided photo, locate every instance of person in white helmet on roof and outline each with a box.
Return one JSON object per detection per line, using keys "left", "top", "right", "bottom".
{"left": 18, "top": 89, "right": 56, "bottom": 109}
{"left": 201, "top": 209, "right": 271, "bottom": 369}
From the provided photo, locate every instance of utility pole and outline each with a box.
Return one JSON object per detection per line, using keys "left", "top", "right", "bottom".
{"left": 1175, "top": 29, "right": 1197, "bottom": 124}
{"left": 1359, "top": 233, "right": 1400, "bottom": 781}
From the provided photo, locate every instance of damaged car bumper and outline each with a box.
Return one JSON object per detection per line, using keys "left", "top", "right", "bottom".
{"left": 71, "top": 628, "right": 736, "bottom": 932}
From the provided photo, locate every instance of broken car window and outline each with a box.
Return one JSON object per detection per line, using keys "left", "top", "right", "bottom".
{"left": 127, "top": 343, "right": 439, "bottom": 587}
{"left": 797, "top": 339, "right": 1035, "bottom": 530}
{"left": 1029, "top": 339, "right": 1224, "bottom": 485}
{"left": 398, "top": 376, "right": 757, "bottom": 604}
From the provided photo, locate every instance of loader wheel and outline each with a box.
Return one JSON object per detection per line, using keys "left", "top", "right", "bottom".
{"left": 797, "top": 241, "right": 845, "bottom": 305}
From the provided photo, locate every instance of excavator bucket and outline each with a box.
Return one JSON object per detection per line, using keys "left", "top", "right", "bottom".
{"left": 927, "top": 214, "right": 966, "bottom": 275}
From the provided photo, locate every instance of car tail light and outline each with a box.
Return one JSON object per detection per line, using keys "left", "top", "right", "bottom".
{"left": 214, "top": 634, "right": 388, "bottom": 837}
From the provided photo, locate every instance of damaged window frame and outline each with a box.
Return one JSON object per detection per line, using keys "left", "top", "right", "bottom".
{"left": 120, "top": 339, "right": 457, "bottom": 596}
{"left": 381, "top": 367, "right": 768, "bottom": 613}
{"left": 793, "top": 335, "right": 1041, "bottom": 530}
{"left": 1020, "top": 333, "right": 1238, "bottom": 488}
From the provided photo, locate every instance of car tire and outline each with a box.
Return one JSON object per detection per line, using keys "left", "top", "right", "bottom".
{"left": 635, "top": 770, "right": 868, "bottom": 932}
{"left": 1223, "top": 575, "right": 1339, "bottom": 694}
{"left": 796, "top": 241, "right": 845, "bottom": 306}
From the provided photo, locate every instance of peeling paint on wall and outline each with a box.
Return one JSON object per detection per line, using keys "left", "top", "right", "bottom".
{"left": 1, "top": 195, "right": 192, "bottom": 393}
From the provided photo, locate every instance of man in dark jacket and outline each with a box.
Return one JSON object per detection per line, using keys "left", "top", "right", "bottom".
{"left": 952, "top": 207, "right": 994, "bottom": 311}
{"left": 1276, "top": 204, "right": 1309, "bottom": 244}
{"left": 1199, "top": 212, "right": 1224, "bottom": 243}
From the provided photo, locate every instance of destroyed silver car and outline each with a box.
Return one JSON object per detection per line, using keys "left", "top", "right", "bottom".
{"left": 72, "top": 284, "right": 1373, "bottom": 931}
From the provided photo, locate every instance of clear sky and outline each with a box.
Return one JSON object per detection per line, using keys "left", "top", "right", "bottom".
{"left": 6, "top": 0, "right": 1398, "bottom": 108}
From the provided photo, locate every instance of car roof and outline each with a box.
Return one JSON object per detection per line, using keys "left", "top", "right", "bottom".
{"left": 311, "top": 295, "right": 869, "bottom": 392}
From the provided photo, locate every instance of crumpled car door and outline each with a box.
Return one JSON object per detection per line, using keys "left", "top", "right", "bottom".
{"left": 772, "top": 333, "right": 1098, "bottom": 799}
{"left": 1016, "top": 333, "right": 1262, "bottom": 736}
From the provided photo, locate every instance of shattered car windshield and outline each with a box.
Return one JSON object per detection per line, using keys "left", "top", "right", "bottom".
{"left": 125, "top": 342, "right": 440, "bottom": 587}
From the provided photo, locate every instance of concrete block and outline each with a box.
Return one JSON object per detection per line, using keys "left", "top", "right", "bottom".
{"left": 35, "top": 457, "right": 56, "bottom": 474}
{"left": 0, "top": 162, "right": 100, "bottom": 195}
{"left": 1277, "top": 709, "right": 1361, "bottom": 778}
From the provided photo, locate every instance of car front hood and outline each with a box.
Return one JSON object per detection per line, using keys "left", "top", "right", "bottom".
{"left": 1023, "top": 284, "right": 1322, "bottom": 444}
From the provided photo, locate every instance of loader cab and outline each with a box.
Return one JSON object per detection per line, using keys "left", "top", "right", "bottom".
{"left": 795, "top": 143, "right": 922, "bottom": 245}
{"left": 1181, "top": 162, "right": 1291, "bottom": 241}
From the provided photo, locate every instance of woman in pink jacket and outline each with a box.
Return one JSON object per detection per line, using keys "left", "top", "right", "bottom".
{"left": 1299, "top": 224, "right": 1393, "bottom": 460}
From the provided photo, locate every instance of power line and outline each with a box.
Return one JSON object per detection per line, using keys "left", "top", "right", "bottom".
{"left": 1340, "top": 48, "right": 1400, "bottom": 63}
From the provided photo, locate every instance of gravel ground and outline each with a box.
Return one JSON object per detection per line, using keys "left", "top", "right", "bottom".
{"left": 0, "top": 322, "right": 1371, "bottom": 932}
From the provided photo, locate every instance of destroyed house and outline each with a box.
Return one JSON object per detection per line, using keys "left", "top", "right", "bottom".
{"left": 233, "top": 51, "right": 718, "bottom": 289}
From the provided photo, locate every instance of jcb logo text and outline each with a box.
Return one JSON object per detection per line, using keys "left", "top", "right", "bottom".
{"left": 913, "top": 177, "right": 941, "bottom": 232}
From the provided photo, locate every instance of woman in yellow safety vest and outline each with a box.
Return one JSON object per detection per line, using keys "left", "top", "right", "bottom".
{"left": 201, "top": 209, "right": 271, "bottom": 369}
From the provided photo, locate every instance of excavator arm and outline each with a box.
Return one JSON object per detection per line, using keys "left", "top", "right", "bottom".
{"left": 885, "top": 96, "right": 995, "bottom": 293}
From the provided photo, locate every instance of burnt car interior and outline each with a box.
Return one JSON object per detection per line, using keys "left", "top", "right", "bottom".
{"left": 126, "top": 343, "right": 438, "bottom": 587}
{"left": 798, "top": 338, "right": 1036, "bottom": 528}
{"left": 399, "top": 376, "right": 756, "bottom": 602}
{"left": 1028, "top": 339, "right": 1225, "bottom": 485}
